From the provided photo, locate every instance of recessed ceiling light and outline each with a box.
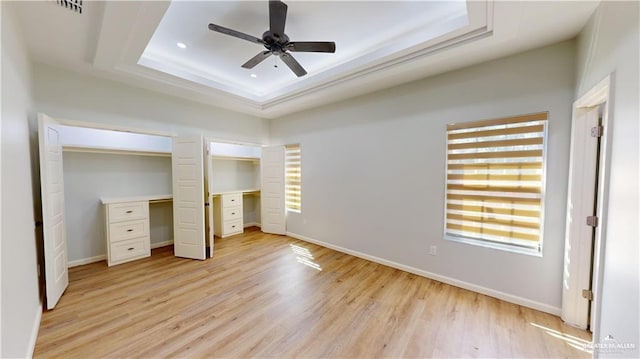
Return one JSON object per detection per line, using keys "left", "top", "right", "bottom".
{"left": 176, "top": 42, "right": 187, "bottom": 49}
{"left": 250, "top": 74, "right": 257, "bottom": 78}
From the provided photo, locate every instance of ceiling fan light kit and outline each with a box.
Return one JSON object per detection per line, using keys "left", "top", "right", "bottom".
{"left": 208, "top": 0, "right": 336, "bottom": 77}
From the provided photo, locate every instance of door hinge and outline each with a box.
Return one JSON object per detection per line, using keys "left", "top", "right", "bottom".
{"left": 586, "top": 215, "right": 598, "bottom": 227}
{"left": 582, "top": 289, "right": 594, "bottom": 301}
{"left": 591, "top": 126, "right": 604, "bottom": 137}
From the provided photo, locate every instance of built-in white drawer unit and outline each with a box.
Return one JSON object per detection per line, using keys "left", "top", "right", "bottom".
{"left": 104, "top": 200, "right": 150, "bottom": 266}
{"left": 213, "top": 192, "right": 244, "bottom": 238}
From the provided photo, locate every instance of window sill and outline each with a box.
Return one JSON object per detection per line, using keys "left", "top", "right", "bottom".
{"left": 445, "top": 234, "right": 542, "bottom": 257}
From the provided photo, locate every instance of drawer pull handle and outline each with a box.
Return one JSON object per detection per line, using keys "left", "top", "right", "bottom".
{"left": 231, "top": 212, "right": 235, "bottom": 215}
{"left": 127, "top": 229, "right": 133, "bottom": 232}
{"left": 128, "top": 247, "right": 135, "bottom": 251}
{"left": 232, "top": 225, "right": 236, "bottom": 228}
{"left": 126, "top": 210, "right": 133, "bottom": 214}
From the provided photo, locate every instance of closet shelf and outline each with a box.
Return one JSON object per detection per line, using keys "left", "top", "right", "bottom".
{"left": 63, "top": 144, "right": 171, "bottom": 157}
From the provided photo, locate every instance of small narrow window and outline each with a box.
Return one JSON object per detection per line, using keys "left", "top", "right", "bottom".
{"left": 285, "top": 144, "right": 301, "bottom": 212}
{"left": 444, "top": 112, "right": 548, "bottom": 255}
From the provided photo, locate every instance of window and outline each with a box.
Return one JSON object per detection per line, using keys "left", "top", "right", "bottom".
{"left": 444, "top": 112, "right": 548, "bottom": 255}
{"left": 285, "top": 144, "right": 301, "bottom": 212}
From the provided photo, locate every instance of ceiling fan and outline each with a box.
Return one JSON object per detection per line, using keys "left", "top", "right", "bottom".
{"left": 208, "top": 0, "right": 336, "bottom": 77}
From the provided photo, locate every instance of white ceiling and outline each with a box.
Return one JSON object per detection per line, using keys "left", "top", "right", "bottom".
{"left": 141, "top": 1, "right": 468, "bottom": 99}
{"left": 13, "top": 1, "right": 599, "bottom": 119}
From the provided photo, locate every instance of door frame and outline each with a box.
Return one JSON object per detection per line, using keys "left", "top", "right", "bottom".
{"left": 564, "top": 74, "right": 614, "bottom": 336}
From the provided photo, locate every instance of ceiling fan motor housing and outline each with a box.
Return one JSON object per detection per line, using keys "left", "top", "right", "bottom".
{"left": 262, "top": 31, "right": 289, "bottom": 55}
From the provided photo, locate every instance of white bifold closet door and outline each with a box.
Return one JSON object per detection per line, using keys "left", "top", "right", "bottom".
{"left": 172, "top": 136, "right": 206, "bottom": 260}
{"left": 205, "top": 142, "right": 214, "bottom": 258}
{"left": 38, "top": 113, "right": 69, "bottom": 309}
{"left": 261, "top": 146, "right": 286, "bottom": 235}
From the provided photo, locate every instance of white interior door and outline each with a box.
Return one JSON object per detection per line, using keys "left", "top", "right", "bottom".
{"left": 561, "top": 106, "right": 600, "bottom": 329}
{"left": 172, "top": 136, "right": 206, "bottom": 260}
{"left": 204, "top": 142, "right": 215, "bottom": 258}
{"left": 261, "top": 146, "right": 286, "bottom": 234}
{"left": 38, "top": 113, "right": 69, "bottom": 309}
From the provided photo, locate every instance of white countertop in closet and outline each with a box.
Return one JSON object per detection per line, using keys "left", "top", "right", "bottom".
{"left": 211, "top": 188, "right": 261, "bottom": 196}
{"left": 100, "top": 194, "right": 173, "bottom": 204}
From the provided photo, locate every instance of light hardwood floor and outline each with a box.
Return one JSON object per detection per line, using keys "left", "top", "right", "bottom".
{"left": 35, "top": 227, "right": 592, "bottom": 358}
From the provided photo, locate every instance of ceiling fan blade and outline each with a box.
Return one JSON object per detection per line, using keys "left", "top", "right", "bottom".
{"left": 242, "top": 51, "right": 272, "bottom": 69}
{"left": 287, "top": 42, "right": 336, "bottom": 53}
{"left": 280, "top": 52, "right": 307, "bottom": 77}
{"left": 208, "top": 23, "right": 264, "bottom": 45}
{"left": 269, "top": 0, "right": 288, "bottom": 38}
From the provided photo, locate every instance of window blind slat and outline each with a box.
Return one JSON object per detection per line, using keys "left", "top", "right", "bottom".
{"left": 446, "top": 223, "right": 539, "bottom": 242}
{"left": 447, "top": 112, "right": 548, "bottom": 131}
{"left": 447, "top": 184, "right": 541, "bottom": 194}
{"left": 446, "top": 203, "right": 540, "bottom": 218}
{"left": 447, "top": 193, "right": 541, "bottom": 205}
{"left": 447, "top": 162, "right": 543, "bottom": 171}
{"left": 447, "top": 174, "right": 541, "bottom": 181}
{"left": 448, "top": 137, "right": 544, "bottom": 150}
{"left": 448, "top": 124, "right": 544, "bottom": 140}
{"left": 448, "top": 149, "right": 543, "bottom": 160}
{"left": 446, "top": 213, "right": 539, "bottom": 229}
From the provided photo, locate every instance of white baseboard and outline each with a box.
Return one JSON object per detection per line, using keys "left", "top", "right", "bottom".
{"left": 244, "top": 222, "right": 261, "bottom": 228}
{"left": 68, "top": 254, "right": 106, "bottom": 268}
{"left": 151, "top": 240, "right": 173, "bottom": 249}
{"left": 27, "top": 304, "right": 43, "bottom": 358}
{"left": 287, "top": 231, "right": 561, "bottom": 316}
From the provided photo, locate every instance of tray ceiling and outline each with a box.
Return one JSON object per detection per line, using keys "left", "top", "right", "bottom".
{"left": 13, "top": 1, "right": 600, "bottom": 118}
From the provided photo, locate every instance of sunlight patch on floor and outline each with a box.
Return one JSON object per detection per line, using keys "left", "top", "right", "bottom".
{"left": 529, "top": 322, "right": 592, "bottom": 353}
{"left": 290, "top": 244, "right": 322, "bottom": 271}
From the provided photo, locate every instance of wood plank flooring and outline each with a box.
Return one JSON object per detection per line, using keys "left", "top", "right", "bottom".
{"left": 34, "top": 227, "right": 592, "bottom": 358}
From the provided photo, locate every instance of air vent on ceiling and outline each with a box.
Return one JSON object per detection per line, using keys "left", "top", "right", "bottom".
{"left": 56, "top": 0, "right": 82, "bottom": 14}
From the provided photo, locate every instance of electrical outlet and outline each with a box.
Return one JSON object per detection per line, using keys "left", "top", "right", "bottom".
{"left": 429, "top": 245, "right": 437, "bottom": 256}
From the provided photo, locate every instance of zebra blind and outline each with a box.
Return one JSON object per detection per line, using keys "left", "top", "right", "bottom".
{"left": 285, "top": 144, "right": 301, "bottom": 212}
{"left": 445, "top": 112, "right": 548, "bottom": 253}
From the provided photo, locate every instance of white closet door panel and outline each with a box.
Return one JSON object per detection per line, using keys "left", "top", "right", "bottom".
{"left": 172, "top": 136, "right": 206, "bottom": 260}
{"left": 205, "top": 144, "right": 214, "bottom": 258}
{"left": 260, "top": 146, "right": 286, "bottom": 235}
{"left": 38, "top": 113, "right": 69, "bottom": 309}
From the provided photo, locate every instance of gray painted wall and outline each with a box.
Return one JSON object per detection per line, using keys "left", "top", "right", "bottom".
{"left": 1, "top": 2, "right": 41, "bottom": 357}
{"left": 270, "top": 41, "right": 576, "bottom": 311}
{"left": 32, "top": 63, "right": 269, "bottom": 145}
{"left": 62, "top": 152, "right": 173, "bottom": 262}
{"left": 576, "top": 2, "right": 639, "bottom": 356}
